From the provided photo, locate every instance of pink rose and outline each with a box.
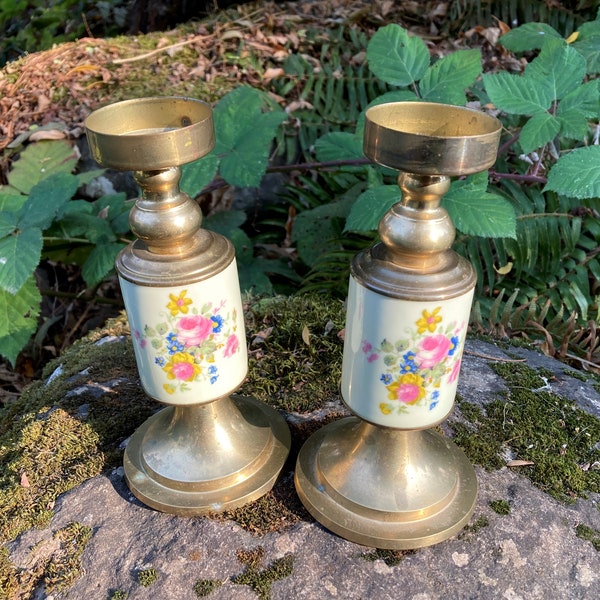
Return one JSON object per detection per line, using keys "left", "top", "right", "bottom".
{"left": 416, "top": 334, "right": 452, "bottom": 369}
{"left": 171, "top": 361, "right": 196, "bottom": 381}
{"left": 223, "top": 334, "right": 239, "bottom": 358}
{"left": 448, "top": 359, "right": 462, "bottom": 383}
{"left": 397, "top": 383, "right": 421, "bottom": 404}
{"left": 177, "top": 315, "right": 213, "bottom": 347}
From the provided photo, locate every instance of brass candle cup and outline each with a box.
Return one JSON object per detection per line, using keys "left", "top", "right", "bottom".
{"left": 295, "top": 102, "right": 502, "bottom": 549}
{"left": 85, "top": 97, "right": 290, "bottom": 514}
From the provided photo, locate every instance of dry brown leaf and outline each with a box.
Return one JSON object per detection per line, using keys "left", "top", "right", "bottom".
{"left": 507, "top": 459, "right": 535, "bottom": 467}
{"left": 29, "top": 129, "right": 66, "bottom": 141}
{"left": 302, "top": 325, "right": 311, "bottom": 346}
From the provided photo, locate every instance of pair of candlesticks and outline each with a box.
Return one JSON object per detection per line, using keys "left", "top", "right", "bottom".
{"left": 85, "top": 97, "right": 501, "bottom": 549}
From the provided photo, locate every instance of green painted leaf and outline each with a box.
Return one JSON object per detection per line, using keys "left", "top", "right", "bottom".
{"left": 525, "top": 39, "right": 586, "bottom": 100}
{"left": 519, "top": 112, "right": 561, "bottom": 154}
{"left": 18, "top": 172, "right": 79, "bottom": 230}
{"left": 213, "top": 87, "right": 287, "bottom": 188}
{"left": 366, "top": 24, "right": 430, "bottom": 87}
{"left": 544, "top": 146, "right": 600, "bottom": 199}
{"left": 7, "top": 140, "right": 79, "bottom": 194}
{"left": 0, "top": 227, "right": 43, "bottom": 294}
{"left": 0, "top": 275, "right": 41, "bottom": 365}
{"left": 344, "top": 185, "right": 399, "bottom": 232}
{"left": 180, "top": 151, "right": 220, "bottom": 198}
{"left": 499, "top": 23, "right": 562, "bottom": 52}
{"left": 483, "top": 71, "right": 553, "bottom": 115}
{"left": 81, "top": 242, "right": 125, "bottom": 287}
{"left": 443, "top": 173, "right": 516, "bottom": 238}
{"left": 419, "top": 49, "right": 482, "bottom": 105}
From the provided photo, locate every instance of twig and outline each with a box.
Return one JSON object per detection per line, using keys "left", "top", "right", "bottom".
{"left": 112, "top": 34, "right": 209, "bottom": 64}
{"left": 489, "top": 170, "right": 547, "bottom": 185}
{"left": 463, "top": 349, "right": 527, "bottom": 363}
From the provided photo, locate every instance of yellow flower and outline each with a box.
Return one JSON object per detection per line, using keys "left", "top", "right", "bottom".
{"left": 379, "top": 403, "right": 392, "bottom": 415}
{"left": 167, "top": 290, "right": 192, "bottom": 316}
{"left": 163, "top": 352, "right": 201, "bottom": 382}
{"left": 416, "top": 307, "right": 442, "bottom": 334}
{"left": 163, "top": 384, "right": 176, "bottom": 395}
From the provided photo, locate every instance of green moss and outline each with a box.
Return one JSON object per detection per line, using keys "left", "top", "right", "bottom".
{"left": 458, "top": 515, "right": 489, "bottom": 540}
{"left": 231, "top": 547, "right": 294, "bottom": 600}
{"left": 575, "top": 524, "right": 600, "bottom": 551}
{"left": 194, "top": 578, "right": 223, "bottom": 597}
{"left": 240, "top": 295, "right": 346, "bottom": 413}
{"left": 452, "top": 363, "right": 600, "bottom": 503}
{"left": 359, "top": 548, "right": 415, "bottom": 567}
{"left": 109, "top": 591, "right": 128, "bottom": 600}
{"left": 138, "top": 567, "right": 159, "bottom": 587}
{"left": 45, "top": 522, "right": 93, "bottom": 593}
{"left": 0, "top": 314, "right": 154, "bottom": 546}
{"left": 0, "top": 522, "right": 92, "bottom": 597}
{"left": 489, "top": 499, "right": 511, "bottom": 515}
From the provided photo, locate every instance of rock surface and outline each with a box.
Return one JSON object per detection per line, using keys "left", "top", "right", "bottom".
{"left": 6, "top": 336, "right": 600, "bottom": 599}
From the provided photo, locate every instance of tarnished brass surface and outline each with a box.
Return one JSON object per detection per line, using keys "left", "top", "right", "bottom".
{"left": 85, "top": 96, "right": 215, "bottom": 171}
{"left": 124, "top": 396, "right": 291, "bottom": 515}
{"left": 295, "top": 418, "right": 477, "bottom": 549}
{"left": 363, "top": 101, "right": 502, "bottom": 175}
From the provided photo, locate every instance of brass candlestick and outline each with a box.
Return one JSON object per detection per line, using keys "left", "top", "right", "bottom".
{"left": 295, "top": 102, "right": 501, "bottom": 548}
{"left": 85, "top": 97, "right": 290, "bottom": 514}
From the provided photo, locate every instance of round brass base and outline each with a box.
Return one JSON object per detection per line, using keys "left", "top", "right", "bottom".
{"left": 295, "top": 417, "right": 477, "bottom": 549}
{"left": 124, "top": 395, "right": 291, "bottom": 515}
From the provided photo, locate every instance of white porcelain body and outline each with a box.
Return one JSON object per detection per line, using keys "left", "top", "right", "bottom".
{"left": 341, "top": 276, "right": 473, "bottom": 429}
{"left": 119, "top": 259, "right": 247, "bottom": 405}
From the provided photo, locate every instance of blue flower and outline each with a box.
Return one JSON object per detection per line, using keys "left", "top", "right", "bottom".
{"left": 208, "top": 365, "right": 218, "bottom": 374}
{"left": 429, "top": 390, "right": 440, "bottom": 410}
{"left": 380, "top": 374, "right": 392, "bottom": 385}
{"left": 448, "top": 336, "right": 460, "bottom": 356}
{"left": 211, "top": 315, "right": 224, "bottom": 333}
{"left": 210, "top": 375, "right": 219, "bottom": 384}
{"left": 154, "top": 356, "right": 166, "bottom": 367}
{"left": 166, "top": 332, "right": 184, "bottom": 354}
{"left": 400, "top": 352, "right": 418, "bottom": 373}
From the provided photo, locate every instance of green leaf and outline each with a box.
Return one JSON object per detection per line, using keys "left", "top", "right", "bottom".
{"left": 0, "top": 227, "right": 43, "bottom": 294}
{"left": 419, "top": 49, "right": 482, "bottom": 105}
{"left": 557, "top": 109, "right": 591, "bottom": 140}
{"left": 7, "top": 140, "right": 79, "bottom": 194}
{"left": 443, "top": 173, "right": 516, "bottom": 238}
{"left": 0, "top": 276, "right": 41, "bottom": 365}
{"left": 519, "top": 112, "right": 561, "bottom": 154}
{"left": 366, "top": 24, "right": 430, "bottom": 87}
{"left": 292, "top": 191, "right": 359, "bottom": 266}
{"left": 499, "top": 23, "right": 562, "bottom": 52}
{"left": 344, "top": 185, "right": 399, "bottom": 232}
{"left": 557, "top": 80, "right": 600, "bottom": 119}
{"left": 544, "top": 146, "right": 600, "bottom": 199}
{"left": 525, "top": 38, "right": 586, "bottom": 101}
{"left": 180, "top": 151, "right": 220, "bottom": 198}
{"left": 81, "top": 242, "right": 125, "bottom": 287}
{"left": 76, "top": 168, "right": 105, "bottom": 186}
{"left": 483, "top": 71, "right": 553, "bottom": 115}
{"left": 573, "top": 21, "right": 600, "bottom": 74}
{"left": 0, "top": 212, "right": 18, "bottom": 238}
{"left": 17, "top": 172, "right": 79, "bottom": 230}
{"left": 0, "top": 192, "right": 26, "bottom": 212}
{"left": 314, "top": 132, "right": 365, "bottom": 171}
{"left": 213, "top": 87, "right": 287, "bottom": 188}
{"left": 203, "top": 210, "right": 247, "bottom": 236}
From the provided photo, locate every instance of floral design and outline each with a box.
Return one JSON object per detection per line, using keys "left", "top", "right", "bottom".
{"left": 362, "top": 306, "right": 466, "bottom": 416}
{"left": 133, "top": 290, "right": 240, "bottom": 395}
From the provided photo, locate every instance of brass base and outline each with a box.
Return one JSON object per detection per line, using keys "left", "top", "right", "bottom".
{"left": 295, "top": 417, "right": 477, "bottom": 549}
{"left": 124, "top": 395, "right": 291, "bottom": 515}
